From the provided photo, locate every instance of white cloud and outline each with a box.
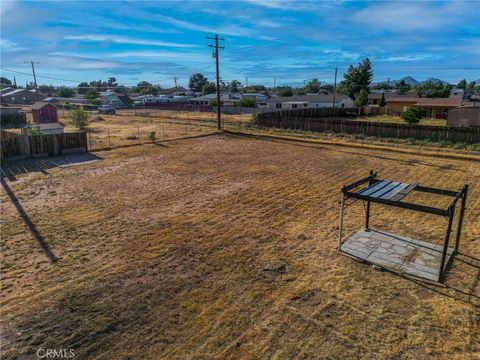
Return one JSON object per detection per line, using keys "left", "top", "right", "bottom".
{"left": 382, "top": 55, "right": 438, "bottom": 62}
{"left": 351, "top": 1, "right": 476, "bottom": 32}
{"left": 105, "top": 50, "right": 208, "bottom": 61}
{"left": 0, "top": 38, "right": 27, "bottom": 52}
{"left": 156, "top": 14, "right": 252, "bottom": 36}
{"left": 64, "top": 35, "right": 197, "bottom": 48}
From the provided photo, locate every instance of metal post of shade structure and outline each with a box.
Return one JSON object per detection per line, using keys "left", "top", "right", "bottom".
{"left": 438, "top": 205, "right": 455, "bottom": 282}
{"left": 365, "top": 170, "right": 374, "bottom": 229}
{"left": 338, "top": 192, "right": 345, "bottom": 251}
{"left": 454, "top": 184, "right": 468, "bottom": 253}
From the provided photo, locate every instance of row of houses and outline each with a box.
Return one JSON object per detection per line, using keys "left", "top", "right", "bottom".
{"left": 367, "top": 92, "right": 464, "bottom": 117}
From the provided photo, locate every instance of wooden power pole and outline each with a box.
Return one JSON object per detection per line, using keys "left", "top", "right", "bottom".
{"left": 207, "top": 34, "right": 224, "bottom": 130}
{"left": 332, "top": 67, "right": 338, "bottom": 108}
{"left": 24, "top": 60, "right": 40, "bottom": 101}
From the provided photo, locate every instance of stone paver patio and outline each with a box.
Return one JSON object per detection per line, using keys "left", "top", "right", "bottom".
{"left": 340, "top": 228, "right": 453, "bottom": 282}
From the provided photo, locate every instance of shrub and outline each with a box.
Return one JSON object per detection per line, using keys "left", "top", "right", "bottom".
{"left": 149, "top": 131, "right": 156, "bottom": 142}
{"left": 236, "top": 98, "right": 256, "bottom": 108}
{"left": 400, "top": 107, "right": 425, "bottom": 124}
{"left": 209, "top": 99, "right": 223, "bottom": 107}
{"left": 28, "top": 127, "right": 44, "bottom": 136}
{"left": 69, "top": 106, "right": 90, "bottom": 129}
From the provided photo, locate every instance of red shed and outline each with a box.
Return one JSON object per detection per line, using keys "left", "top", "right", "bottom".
{"left": 31, "top": 102, "right": 58, "bottom": 123}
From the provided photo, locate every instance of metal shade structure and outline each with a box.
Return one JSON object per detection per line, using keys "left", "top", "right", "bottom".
{"left": 338, "top": 170, "right": 468, "bottom": 283}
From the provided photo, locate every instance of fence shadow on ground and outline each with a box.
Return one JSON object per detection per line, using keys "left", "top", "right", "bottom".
{"left": 1, "top": 177, "right": 58, "bottom": 262}
{"left": 1, "top": 152, "right": 103, "bottom": 181}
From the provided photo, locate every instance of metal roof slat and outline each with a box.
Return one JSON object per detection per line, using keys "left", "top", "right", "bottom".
{"left": 358, "top": 180, "right": 392, "bottom": 197}
{"left": 379, "top": 183, "right": 410, "bottom": 200}
{"left": 370, "top": 182, "right": 401, "bottom": 199}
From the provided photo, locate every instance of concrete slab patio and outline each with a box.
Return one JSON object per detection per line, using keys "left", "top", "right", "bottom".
{"left": 340, "top": 228, "right": 454, "bottom": 282}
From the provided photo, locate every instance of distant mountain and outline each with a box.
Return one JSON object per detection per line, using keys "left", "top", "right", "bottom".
{"left": 398, "top": 76, "right": 419, "bottom": 86}
{"left": 422, "top": 77, "right": 449, "bottom": 85}
{"left": 371, "top": 77, "right": 419, "bottom": 86}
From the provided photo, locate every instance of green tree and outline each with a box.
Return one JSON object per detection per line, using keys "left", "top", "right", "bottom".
{"left": 372, "top": 82, "right": 394, "bottom": 91}
{"left": 202, "top": 82, "right": 216, "bottom": 95}
{"left": 89, "top": 80, "right": 108, "bottom": 91}
{"left": 305, "top": 78, "right": 321, "bottom": 93}
{"left": 236, "top": 97, "right": 256, "bottom": 107}
{"left": 39, "top": 84, "right": 56, "bottom": 96}
{"left": 77, "top": 82, "right": 89, "bottom": 95}
{"left": 415, "top": 81, "right": 452, "bottom": 98}
{"left": 107, "top": 77, "right": 118, "bottom": 88}
{"left": 465, "top": 81, "right": 476, "bottom": 98}
{"left": 244, "top": 85, "right": 266, "bottom": 93}
{"left": 354, "top": 89, "right": 368, "bottom": 107}
{"left": 400, "top": 107, "right": 425, "bottom": 124}
{"left": 456, "top": 79, "right": 467, "bottom": 89}
{"left": 396, "top": 80, "right": 411, "bottom": 94}
{"left": 379, "top": 92, "right": 386, "bottom": 107}
{"left": 338, "top": 58, "right": 373, "bottom": 100}
{"left": 56, "top": 86, "right": 75, "bottom": 98}
{"left": 228, "top": 80, "right": 242, "bottom": 92}
{"left": 85, "top": 89, "right": 100, "bottom": 104}
{"left": 277, "top": 87, "right": 294, "bottom": 97}
{"left": 139, "top": 85, "right": 158, "bottom": 95}
{"left": 0, "top": 77, "right": 12, "bottom": 86}
{"left": 189, "top": 73, "right": 208, "bottom": 92}
{"left": 319, "top": 84, "right": 334, "bottom": 94}
{"left": 69, "top": 106, "right": 90, "bottom": 129}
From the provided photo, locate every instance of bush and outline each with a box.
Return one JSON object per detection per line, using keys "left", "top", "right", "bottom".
{"left": 0, "top": 113, "right": 27, "bottom": 128}
{"left": 149, "top": 131, "right": 156, "bottom": 142}
{"left": 400, "top": 107, "right": 425, "bottom": 124}
{"left": 209, "top": 99, "right": 223, "bottom": 107}
{"left": 28, "top": 127, "right": 44, "bottom": 136}
{"left": 69, "top": 106, "right": 90, "bottom": 129}
{"left": 235, "top": 98, "right": 256, "bottom": 107}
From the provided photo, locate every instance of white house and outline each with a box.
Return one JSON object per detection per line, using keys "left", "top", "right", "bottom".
{"left": 25, "top": 122, "right": 65, "bottom": 135}
{"left": 267, "top": 94, "right": 353, "bottom": 110}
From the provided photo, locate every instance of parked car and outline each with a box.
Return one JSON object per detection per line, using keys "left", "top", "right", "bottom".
{"left": 98, "top": 105, "right": 116, "bottom": 114}
{"left": 433, "top": 113, "right": 447, "bottom": 119}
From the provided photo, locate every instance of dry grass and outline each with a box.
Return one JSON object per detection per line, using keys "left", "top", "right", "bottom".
{"left": 1, "top": 133, "right": 479, "bottom": 359}
{"left": 356, "top": 114, "right": 447, "bottom": 126}
{"left": 56, "top": 110, "right": 221, "bottom": 149}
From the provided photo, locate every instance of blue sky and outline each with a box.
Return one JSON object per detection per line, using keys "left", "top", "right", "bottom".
{"left": 1, "top": 0, "right": 479, "bottom": 88}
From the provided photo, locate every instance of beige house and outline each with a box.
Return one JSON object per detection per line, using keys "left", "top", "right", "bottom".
{"left": 413, "top": 97, "right": 462, "bottom": 117}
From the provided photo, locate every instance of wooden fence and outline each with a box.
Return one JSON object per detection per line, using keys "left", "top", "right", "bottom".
{"left": 256, "top": 109, "right": 480, "bottom": 144}
{"left": 1, "top": 132, "right": 88, "bottom": 159}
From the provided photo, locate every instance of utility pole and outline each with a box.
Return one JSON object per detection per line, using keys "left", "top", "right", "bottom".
{"left": 387, "top": 77, "right": 390, "bottom": 93}
{"left": 207, "top": 34, "right": 224, "bottom": 130}
{"left": 332, "top": 67, "right": 338, "bottom": 108}
{"left": 24, "top": 60, "right": 40, "bottom": 101}
{"left": 174, "top": 76, "right": 178, "bottom": 94}
{"left": 273, "top": 78, "right": 276, "bottom": 92}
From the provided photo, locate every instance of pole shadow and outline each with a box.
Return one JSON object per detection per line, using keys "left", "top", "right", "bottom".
{"left": 1, "top": 177, "right": 58, "bottom": 262}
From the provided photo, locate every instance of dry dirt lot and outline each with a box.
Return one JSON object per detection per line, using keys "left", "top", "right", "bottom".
{"left": 1, "top": 134, "right": 479, "bottom": 359}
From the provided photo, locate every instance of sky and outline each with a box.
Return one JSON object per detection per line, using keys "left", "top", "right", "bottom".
{"left": 0, "top": 0, "right": 479, "bottom": 88}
